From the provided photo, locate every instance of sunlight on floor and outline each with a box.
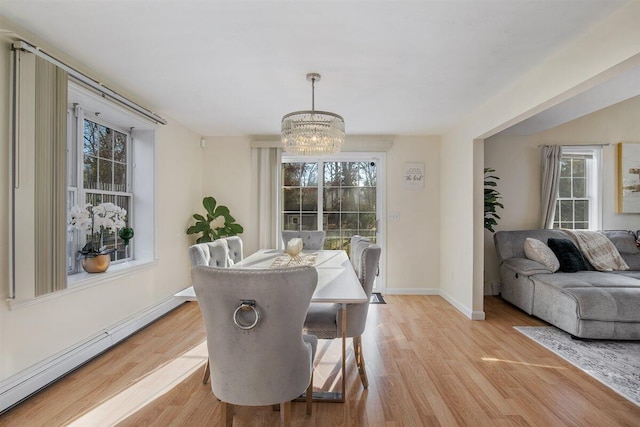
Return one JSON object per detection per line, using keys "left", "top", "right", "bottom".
{"left": 313, "top": 339, "right": 344, "bottom": 392}
{"left": 67, "top": 341, "right": 208, "bottom": 426}
{"left": 482, "top": 357, "right": 566, "bottom": 369}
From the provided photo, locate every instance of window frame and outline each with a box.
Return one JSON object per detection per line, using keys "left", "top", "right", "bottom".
{"left": 281, "top": 151, "right": 386, "bottom": 292}
{"left": 67, "top": 109, "right": 134, "bottom": 274}
{"left": 553, "top": 146, "right": 602, "bottom": 230}
{"left": 64, "top": 81, "right": 157, "bottom": 289}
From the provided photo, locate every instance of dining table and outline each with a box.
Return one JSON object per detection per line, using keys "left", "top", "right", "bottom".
{"left": 175, "top": 248, "right": 368, "bottom": 402}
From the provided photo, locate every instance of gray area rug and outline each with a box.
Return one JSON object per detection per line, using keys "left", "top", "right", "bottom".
{"left": 514, "top": 326, "right": 640, "bottom": 407}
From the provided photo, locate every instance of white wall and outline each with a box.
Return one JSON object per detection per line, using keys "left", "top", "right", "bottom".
{"left": 484, "top": 95, "right": 640, "bottom": 287}
{"left": 0, "top": 30, "right": 204, "bottom": 381}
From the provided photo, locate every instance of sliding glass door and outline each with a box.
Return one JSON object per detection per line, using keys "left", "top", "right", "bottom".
{"left": 282, "top": 153, "right": 385, "bottom": 291}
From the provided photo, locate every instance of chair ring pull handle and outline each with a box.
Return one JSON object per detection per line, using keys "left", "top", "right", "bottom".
{"left": 233, "top": 300, "right": 260, "bottom": 330}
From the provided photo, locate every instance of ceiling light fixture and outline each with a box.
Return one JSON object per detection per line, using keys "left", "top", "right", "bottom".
{"left": 281, "top": 73, "right": 345, "bottom": 156}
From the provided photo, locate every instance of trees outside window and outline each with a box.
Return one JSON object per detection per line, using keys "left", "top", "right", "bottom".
{"left": 282, "top": 160, "right": 377, "bottom": 251}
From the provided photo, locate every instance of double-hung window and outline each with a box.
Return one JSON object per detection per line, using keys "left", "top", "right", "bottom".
{"left": 67, "top": 110, "right": 133, "bottom": 274}
{"left": 11, "top": 46, "right": 158, "bottom": 300}
{"left": 553, "top": 146, "right": 602, "bottom": 230}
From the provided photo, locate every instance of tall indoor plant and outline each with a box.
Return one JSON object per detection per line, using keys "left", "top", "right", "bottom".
{"left": 484, "top": 167, "right": 504, "bottom": 232}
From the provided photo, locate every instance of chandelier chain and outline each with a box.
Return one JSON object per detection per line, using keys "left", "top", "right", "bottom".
{"left": 311, "top": 76, "right": 315, "bottom": 112}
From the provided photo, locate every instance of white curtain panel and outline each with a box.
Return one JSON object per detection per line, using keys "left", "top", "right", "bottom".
{"left": 251, "top": 146, "right": 282, "bottom": 249}
{"left": 540, "top": 145, "right": 562, "bottom": 229}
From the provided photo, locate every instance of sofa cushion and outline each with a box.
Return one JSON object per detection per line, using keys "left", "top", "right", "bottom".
{"left": 531, "top": 272, "right": 640, "bottom": 322}
{"left": 494, "top": 229, "right": 577, "bottom": 263}
{"left": 601, "top": 230, "right": 640, "bottom": 270}
{"left": 502, "top": 257, "right": 555, "bottom": 275}
{"left": 567, "top": 287, "right": 640, "bottom": 322}
{"left": 533, "top": 271, "right": 640, "bottom": 289}
{"left": 547, "top": 238, "right": 588, "bottom": 272}
{"left": 524, "top": 238, "right": 559, "bottom": 272}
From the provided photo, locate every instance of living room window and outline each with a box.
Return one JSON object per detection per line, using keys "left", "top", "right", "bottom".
{"left": 553, "top": 147, "right": 602, "bottom": 230}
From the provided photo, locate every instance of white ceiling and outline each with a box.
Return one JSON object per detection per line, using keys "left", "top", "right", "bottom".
{"left": 0, "top": 0, "right": 631, "bottom": 137}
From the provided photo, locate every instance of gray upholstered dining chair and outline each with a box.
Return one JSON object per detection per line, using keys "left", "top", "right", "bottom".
{"left": 303, "top": 236, "right": 381, "bottom": 389}
{"left": 192, "top": 265, "right": 318, "bottom": 427}
{"left": 222, "top": 236, "right": 244, "bottom": 265}
{"left": 189, "top": 240, "right": 230, "bottom": 268}
{"left": 190, "top": 237, "right": 244, "bottom": 268}
{"left": 188, "top": 237, "right": 243, "bottom": 384}
{"left": 281, "top": 230, "right": 326, "bottom": 250}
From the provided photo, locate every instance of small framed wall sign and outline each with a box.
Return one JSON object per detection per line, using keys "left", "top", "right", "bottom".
{"left": 618, "top": 142, "right": 640, "bottom": 213}
{"left": 403, "top": 162, "right": 424, "bottom": 190}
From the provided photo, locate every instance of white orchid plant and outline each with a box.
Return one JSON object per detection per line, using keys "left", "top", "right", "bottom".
{"left": 68, "top": 202, "right": 127, "bottom": 258}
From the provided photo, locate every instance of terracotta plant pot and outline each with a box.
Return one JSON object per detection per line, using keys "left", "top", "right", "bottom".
{"left": 82, "top": 254, "right": 111, "bottom": 273}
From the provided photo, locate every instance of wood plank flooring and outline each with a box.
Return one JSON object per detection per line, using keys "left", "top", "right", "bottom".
{"left": 1, "top": 296, "right": 639, "bottom": 426}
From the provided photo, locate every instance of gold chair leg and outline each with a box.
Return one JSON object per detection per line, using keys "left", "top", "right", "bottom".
{"left": 280, "top": 401, "right": 291, "bottom": 427}
{"left": 306, "top": 371, "right": 313, "bottom": 415}
{"left": 221, "top": 402, "right": 234, "bottom": 427}
{"left": 353, "top": 336, "right": 369, "bottom": 389}
{"left": 202, "top": 359, "right": 210, "bottom": 384}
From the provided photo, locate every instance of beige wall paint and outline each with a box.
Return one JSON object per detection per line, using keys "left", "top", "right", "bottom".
{"left": 0, "top": 31, "right": 204, "bottom": 381}
{"left": 386, "top": 136, "right": 440, "bottom": 292}
{"left": 441, "top": 1, "right": 640, "bottom": 317}
{"left": 483, "top": 134, "right": 540, "bottom": 290}
{"left": 484, "top": 95, "right": 640, "bottom": 287}
{"left": 200, "top": 135, "right": 440, "bottom": 293}
{"left": 197, "top": 136, "right": 257, "bottom": 255}
{"left": 440, "top": 130, "right": 477, "bottom": 316}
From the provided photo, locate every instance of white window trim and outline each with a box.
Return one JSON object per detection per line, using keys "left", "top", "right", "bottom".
{"left": 558, "top": 146, "right": 603, "bottom": 230}
{"left": 67, "top": 81, "right": 158, "bottom": 270}
{"left": 69, "top": 107, "right": 134, "bottom": 270}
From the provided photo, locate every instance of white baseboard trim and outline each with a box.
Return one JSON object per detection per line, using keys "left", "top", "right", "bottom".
{"left": 383, "top": 288, "right": 440, "bottom": 295}
{"left": 439, "top": 290, "right": 486, "bottom": 320}
{"left": 470, "top": 310, "right": 486, "bottom": 320}
{"left": 0, "top": 296, "right": 184, "bottom": 414}
{"left": 383, "top": 288, "right": 485, "bottom": 320}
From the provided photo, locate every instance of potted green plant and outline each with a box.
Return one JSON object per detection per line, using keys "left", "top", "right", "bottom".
{"left": 484, "top": 168, "right": 504, "bottom": 232}
{"left": 187, "top": 196, "right": 244, "bottom": 243}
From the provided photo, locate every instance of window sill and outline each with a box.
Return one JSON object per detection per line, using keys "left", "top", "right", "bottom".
{"left": 8, "top": 259, "right": 158, "bottom": 311}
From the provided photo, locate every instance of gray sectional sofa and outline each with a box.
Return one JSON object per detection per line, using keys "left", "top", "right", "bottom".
{"left": 494, "top": 229, "right": 640, "bottom": 340}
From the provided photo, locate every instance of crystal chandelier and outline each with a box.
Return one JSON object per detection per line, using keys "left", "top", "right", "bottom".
{"left": 281, "top": 73, "right": 345, "bottom": 156}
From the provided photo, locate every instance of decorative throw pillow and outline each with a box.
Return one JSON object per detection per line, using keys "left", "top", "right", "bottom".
{"left": 547, "top": 238, "right": 588, "bottom": 272}
{"left": 524, "top": 238, "right": 560, "bottom": 272}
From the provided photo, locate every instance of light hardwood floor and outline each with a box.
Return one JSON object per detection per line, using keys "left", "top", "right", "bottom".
{"left": 1, "top": 296, "right": 639, "bottom": 426}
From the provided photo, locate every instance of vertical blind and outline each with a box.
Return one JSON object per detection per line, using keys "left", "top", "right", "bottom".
{"left": 12, "top": 50, "right": 68, "bottom": 297}
{"left": 34, "top": 57, "right": 68, "bottom": 295}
